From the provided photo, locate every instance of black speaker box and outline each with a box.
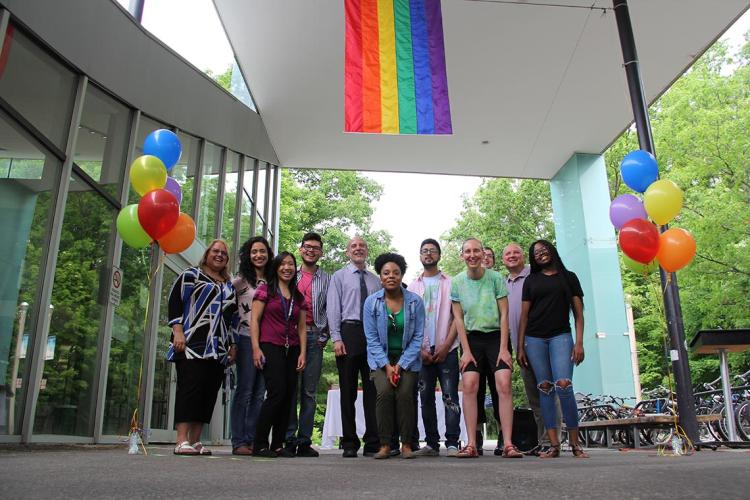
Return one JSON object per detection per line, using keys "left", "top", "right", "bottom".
{"left": 498, "top": 408, "right": 538, "bottom": 452}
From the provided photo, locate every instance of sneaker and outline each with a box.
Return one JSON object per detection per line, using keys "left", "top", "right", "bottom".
{"left": 493, "top": 445, "right": 503, "bottom": 456}
{"left": 446, "top": 446, "right": 459, "bottom": 457}
{"left": 296, "top": 445, "right": 319, "bottom": 458}
{"left": 415, "top": 446, "right": 440, "bottom": 457}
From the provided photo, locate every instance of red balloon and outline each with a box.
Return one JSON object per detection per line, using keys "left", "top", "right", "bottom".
{"left": 138, "top": 189, "right": 179, "bottom": 240}
{"left": 619, "top": 218, "right": 660, "bottom": 264}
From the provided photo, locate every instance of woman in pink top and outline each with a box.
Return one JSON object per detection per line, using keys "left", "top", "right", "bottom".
{"left": 251, "top": 252, "right": 309, "bottom": 458}
{"left": 230, "top": 236, "right": 273, "bottom": 455}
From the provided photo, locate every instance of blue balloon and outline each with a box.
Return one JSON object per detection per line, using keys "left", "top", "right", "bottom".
{"left": 143, "top": 129, "right": 182, "bottom": 171}
{"left": 620, "top": 150, "right": 658, "bottom": 193}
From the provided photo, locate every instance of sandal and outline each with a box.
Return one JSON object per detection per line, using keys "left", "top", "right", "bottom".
{"left": 456, "top": 444, "right": 478, "bottom": 458}
{"left": 539, "top": 444, "right": 560, "bottom": 459}
{"left": 173, "top": 441, "right": 199, "bottom": 456}
{"left": 192, "top": 442, "right": 212, "bottom": 456}
{"left": 571, "top": 444, "right": 589, "bottom": 459}
{"left": 502, "top": 444, "right": 523, "bottom": 458}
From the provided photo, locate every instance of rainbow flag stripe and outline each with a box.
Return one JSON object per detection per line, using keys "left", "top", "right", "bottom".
{"left": 345, "top": 0, "right": 452, "bottom": 135}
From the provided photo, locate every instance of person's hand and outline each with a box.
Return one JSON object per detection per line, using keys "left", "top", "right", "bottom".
{"left": 498, "top": 349, "right": 513, "bottom": 370}
{"left": 571, "top": 342, "right": 585, "bottom": 365}
{"left": 516, "top": 347, "right": 528, "bottom": 368}
{"left": 333, "top": 340, "right": 347, "bottom": 357}
{"left": 421, "top": 348, "right": 434, "bottom": 365}
{"left": 173, "top": 330, "right": 186, "bottom": 353}
{"left": 227, "top": 345, "right": 237, "bottom": 364}
{"left": 434, "top": 343, "right": 450, "bottom": 364}
{"left": 385, "top": 365, "right": 397, "bottom": 386}
{"left": 459, "top": 351, "right": 476, "bottom": 373}
{"left": 297, "top": 353, "right": 306, "bottom": 372}
{"left": 253, "top": 346, "right": 265, "bottom": 370}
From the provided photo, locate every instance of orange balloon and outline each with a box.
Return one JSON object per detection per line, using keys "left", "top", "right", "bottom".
{"left": 157, "top": 213, "right": 196, "bottom": 254}
{"left": 656, "top": 228, "right": 696, "bottom": 273}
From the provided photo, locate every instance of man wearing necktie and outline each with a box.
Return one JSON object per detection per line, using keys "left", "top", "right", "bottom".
{"left": 327, "top": 236, "right": 382, "bottom": 457}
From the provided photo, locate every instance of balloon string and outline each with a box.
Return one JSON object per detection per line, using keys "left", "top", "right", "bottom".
{"left": 129, "top": 243, "right": 165, "bottom": 454}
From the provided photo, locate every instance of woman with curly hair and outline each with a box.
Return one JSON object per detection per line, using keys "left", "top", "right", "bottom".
{"left": 230, "top": 236, "right": 273, "bottom": 455}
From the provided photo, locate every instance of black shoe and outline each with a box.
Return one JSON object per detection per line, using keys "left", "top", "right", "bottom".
{"left": 477, "top": 447, "right": 484, "bottom": 456}
{"left": 276, "top": 447, "right": 296, "bottom": 458}
{"left": 389, "top": 448, "right": 401, "bottom": 457}
{"left": 296, "top": 445, "right": 319, "bottom": 457}
{"left": 342, "top": 449, "right": 358, "bottom": 458}
{"left": 363, "top": 449, "right": 378, "bottom": 457}
{"left": 284, "top": 443, "right": 297, "bottom": 456}
{"left": 493, "top": 445, "right": 503, "bottom": 456}
{"left": 253, "top": 448, "right": 277, "bottom": 458}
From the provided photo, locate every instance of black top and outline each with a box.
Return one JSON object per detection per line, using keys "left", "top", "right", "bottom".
{"left": 522, "top": 271, "right": 583, "bottom": 339}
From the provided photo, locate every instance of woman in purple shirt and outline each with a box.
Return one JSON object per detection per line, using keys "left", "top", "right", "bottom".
{"left": 251, "top": 252, "right": 309, "bottom": 458}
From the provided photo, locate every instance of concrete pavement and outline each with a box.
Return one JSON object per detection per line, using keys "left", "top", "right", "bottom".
{"left": 1, "top": 444, "right": 749, "bottom": 499}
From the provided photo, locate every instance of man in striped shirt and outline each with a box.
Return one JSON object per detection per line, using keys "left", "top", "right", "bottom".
{"left": 284, "top": 232, "right": 331, "bottom": 457}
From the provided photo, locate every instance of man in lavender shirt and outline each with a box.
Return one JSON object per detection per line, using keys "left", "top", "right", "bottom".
{"left": 327, "top": 236, "right": 381, "bottom": 457}
{"left": 502, "top": 242, "right": 559, "bottom": 455}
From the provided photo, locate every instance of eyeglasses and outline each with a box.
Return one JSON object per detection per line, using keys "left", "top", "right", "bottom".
{"left": 420, "top": 248, "right": 440, "bottom": 255}
{"left": 301, "top": 244, "right": 322, "bottom": 253}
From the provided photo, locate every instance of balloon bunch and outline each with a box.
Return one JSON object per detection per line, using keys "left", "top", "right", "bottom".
{"left": 116, "top": 130, "right": 196, "bottom": 254}
{"left": 609, "top": 150, "right": 696, "bottom": 275}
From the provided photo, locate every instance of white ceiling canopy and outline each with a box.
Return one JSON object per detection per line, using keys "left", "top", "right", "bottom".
{"left": 215, "top": 0, "right": 749, "bottom": 179}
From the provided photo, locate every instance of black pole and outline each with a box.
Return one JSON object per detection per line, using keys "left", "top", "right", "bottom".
{"left": 612, "top": 0, "right": 700, "bottom": 445}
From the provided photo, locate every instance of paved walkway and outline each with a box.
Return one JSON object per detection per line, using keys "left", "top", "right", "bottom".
{"left": 1, "top": 444, "right": 749, "bottom": 499}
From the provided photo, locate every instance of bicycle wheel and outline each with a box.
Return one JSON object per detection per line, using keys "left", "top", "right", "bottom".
{"left": 734, "top": 401, "right": 750, "bottom": 441}
{"left": 695, "top": 405, "right": 718, "bottom": 443}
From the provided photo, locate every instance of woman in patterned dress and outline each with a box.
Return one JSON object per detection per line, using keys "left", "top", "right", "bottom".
{"left": 168, "top": 239, "right": 238, "bottom": 455}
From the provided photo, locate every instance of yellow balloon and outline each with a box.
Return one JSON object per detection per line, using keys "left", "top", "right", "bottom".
{"left": 129, "top": 155, "right": 167, "bottom": 196}
{"left": 643, "top": 179, "right": 683, "bottom": 226}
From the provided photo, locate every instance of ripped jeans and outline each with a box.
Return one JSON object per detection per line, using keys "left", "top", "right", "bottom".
{"left": 418, "top": 347, "right": 461, "bottom": 449}
{"left": 524, "top": 333, "right": 579, "bottom": 430}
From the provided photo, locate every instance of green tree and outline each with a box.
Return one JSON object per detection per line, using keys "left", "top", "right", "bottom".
{"left": 205, "top": 66, "right": 232, "bottom": 92}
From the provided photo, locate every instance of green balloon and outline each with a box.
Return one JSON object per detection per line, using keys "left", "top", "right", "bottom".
{"left": 117, "top": 204, "right": 152, "bottom": 248}
{"left": 622, "top": 254, "right": 658, "bottom": 275}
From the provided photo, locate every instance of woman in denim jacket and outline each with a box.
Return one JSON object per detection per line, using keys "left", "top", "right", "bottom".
{"left": 364, "top": 253, "right": 424, "bottom": 459}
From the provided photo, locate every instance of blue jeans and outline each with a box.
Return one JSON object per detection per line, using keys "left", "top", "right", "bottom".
{"left": 524, "top": 333, "right": 579, "bottom": 430}
{"left": 418, "top": 347, "right": 461, "bottom": 449}
{"left": 231, "top": 334, "right": 266, "bottom": 448}
{"left": 285, "top": 332, "right": 323, "bottom": 447}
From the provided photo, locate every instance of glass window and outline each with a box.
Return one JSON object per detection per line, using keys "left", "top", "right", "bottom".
{"left": 172, "top": 131, "right": 201, "bottom": 215}
{"left": 256, "top": 163, "right": 267, "bottom": 223}
{"left": 239, "top": 192, "right": 252, "bottom": 248}
{"left": 0, "top": 24, "right": 77, "bottom": 150}
{"left": 151, "top": 266, "right": 178, "bottom": 431}
{"left": 221, "top": 151, "right": 239, "bottom": 244}
{"left": 102, "top": 244, "right": 149, "bottom": 436}
{"left": 140, "top": 0, "right": 257, "bottom": 111}
{"left": 197, "top": 142, "right": 222, "bottom": 243}
{"left": 130, "top": 115, "right": 169, "bottom": 204}
{"left": 0, "top": 113, "right": 59, "bottom": 436}
{"left": 74, "top": 85, "right": 132, "bottom": 198}
{"left": 33, "top": 173, "right": 118, "bottom": 436}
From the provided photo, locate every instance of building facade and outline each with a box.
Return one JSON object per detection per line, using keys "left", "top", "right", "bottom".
{"left": 0, "top": 1, "right": 280, "bottom": 444}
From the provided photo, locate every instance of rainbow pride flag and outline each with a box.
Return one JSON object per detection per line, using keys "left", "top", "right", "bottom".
{"left": 345, "top": 0, "right": 452, "bottom": 135}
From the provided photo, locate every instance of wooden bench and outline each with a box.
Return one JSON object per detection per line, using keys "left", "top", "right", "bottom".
{"left": 573, "top": 414, "right": 720, "bottom": 448}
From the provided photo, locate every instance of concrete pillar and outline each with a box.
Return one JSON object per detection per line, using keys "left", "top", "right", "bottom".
{"left": 550, "top": 153, "right": 635, "bottom": 398}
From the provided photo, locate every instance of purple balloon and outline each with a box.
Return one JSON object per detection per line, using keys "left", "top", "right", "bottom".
{"left": 609, "top": 194, "right": 647, "bottom": 229}
{"left": 164, "top": 177, "right": 182, "bottom": 206}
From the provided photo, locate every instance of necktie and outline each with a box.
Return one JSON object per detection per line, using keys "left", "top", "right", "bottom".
{"left": 359, "top": 269, "right": 368, "bottom": 320}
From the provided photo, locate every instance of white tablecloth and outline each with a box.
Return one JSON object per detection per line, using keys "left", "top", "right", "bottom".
{"left": 321, "top": 389, "right": 467, "bottom": 449}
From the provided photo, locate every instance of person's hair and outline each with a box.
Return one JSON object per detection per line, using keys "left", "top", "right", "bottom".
{"left": 301, "top": 232, "right": 323, "bottom": 247}
{"left": 504, "top": 242, "right": 523, "bottom": 254}
{"left": 461, "top": 237, "right": 482, "bottom": 252}
{"left": 266, "top": 251, "right": 303, "bottom": 301}
{"left": 528, "top": 239, "right": 582, "bottom": 311}
{"left": 374, "top": 252, "right": 407, "bottom": 275}
{"left": 199, "top": 239, "right": 231, "bottom": 281}
{"left": 420, "top": 238, "right": 441, "bottom": 254}
{"left": 238, "top": 236, "right": 273, "bottom": 287}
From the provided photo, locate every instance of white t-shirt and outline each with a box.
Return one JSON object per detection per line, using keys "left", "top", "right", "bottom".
{"left": 422, "top": 274, "right": 441, "bottom": 348}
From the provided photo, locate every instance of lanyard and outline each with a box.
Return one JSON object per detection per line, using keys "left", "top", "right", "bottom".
{"left": 278, "top": 290, "right": 295, "bottom": 350}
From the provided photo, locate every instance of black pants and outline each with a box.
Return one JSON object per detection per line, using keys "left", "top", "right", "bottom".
{"left": 336, "top": 322, "right": 379, "bottom": 452}
{"left": 174, "top": 358, "right": 224, "bottom": 424}
{"left": 254, "top": 343, "right": 300, "bottom": 451}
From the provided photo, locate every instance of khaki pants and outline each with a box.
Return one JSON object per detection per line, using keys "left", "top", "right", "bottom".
{"left": 371, "top": 369, "right": 418, "bottom": 446}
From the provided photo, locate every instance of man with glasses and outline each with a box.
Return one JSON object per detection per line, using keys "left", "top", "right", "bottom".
{"left": 327, "top": 236, "right": 381, "bottom": 457}
{"left": 408, "top": 239, "right": 461, "bottom": 457}
{"left": 284, "top": 232, "right": 331, "bottom": 457}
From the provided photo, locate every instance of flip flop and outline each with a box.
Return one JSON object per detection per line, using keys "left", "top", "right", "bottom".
{"left": 174, "top": 441, "right": 199, "bottom": 455}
